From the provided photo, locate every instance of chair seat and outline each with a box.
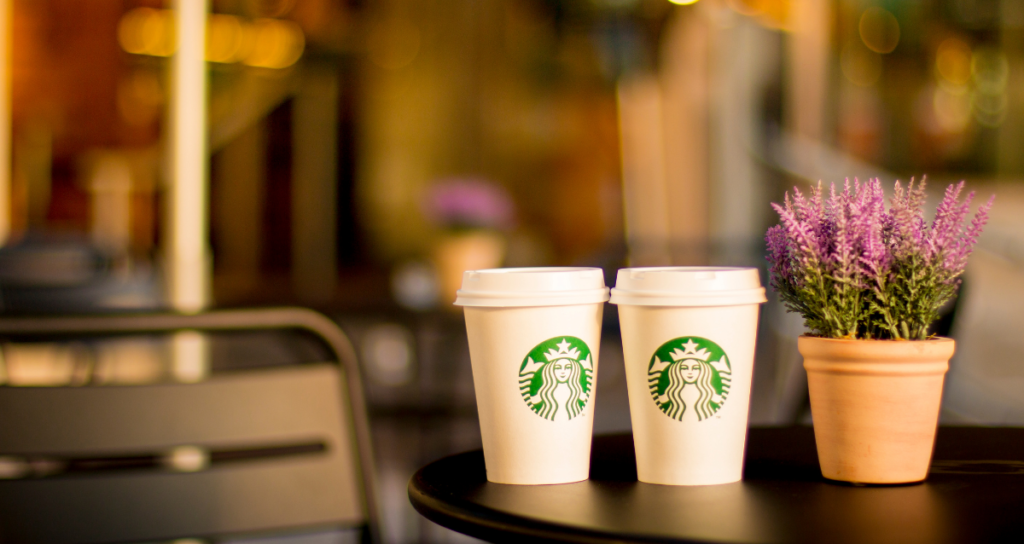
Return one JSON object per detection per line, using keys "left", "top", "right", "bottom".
{"left": 0, "top": 309, "right": 377, "bottom": 544}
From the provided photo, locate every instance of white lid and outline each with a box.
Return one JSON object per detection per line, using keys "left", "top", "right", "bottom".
{"left": 609, "top": 267, "right": 767, "bottom": 307}
{"left": 454, "top": 267, "right": 610, "bottom": 307}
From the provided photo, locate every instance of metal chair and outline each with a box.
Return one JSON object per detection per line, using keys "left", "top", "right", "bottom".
{"left": 0, "top": 308, "right": 379, "bottom": 544}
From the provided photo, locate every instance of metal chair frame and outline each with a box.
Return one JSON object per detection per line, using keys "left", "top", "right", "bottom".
{"left": 0, "top": 307, "right": 379, "bottom": 543}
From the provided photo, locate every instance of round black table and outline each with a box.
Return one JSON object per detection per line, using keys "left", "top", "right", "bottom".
{"left": 409, "top": 427, "right": 1024, "bottom": 543}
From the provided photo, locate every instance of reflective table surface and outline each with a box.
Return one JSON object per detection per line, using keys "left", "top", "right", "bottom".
{"left": 409, "top": 427, "right": 1024, "bottom": 543}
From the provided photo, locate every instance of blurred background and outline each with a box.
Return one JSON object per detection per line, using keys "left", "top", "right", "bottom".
{"left": 2, "top": 0, "right": 1024, "bottom": 542}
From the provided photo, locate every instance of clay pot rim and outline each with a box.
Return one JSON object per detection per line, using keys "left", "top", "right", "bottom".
{"left": 797, "top": 335, "right": 953, "bottom": 343}
{"left": 798, "top": 335, "right": 956, "bottom": 363}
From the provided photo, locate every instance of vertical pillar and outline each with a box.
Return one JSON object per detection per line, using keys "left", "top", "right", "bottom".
{"left": 0, "top": 0, "right": 11, "bottom": 245}
{"left": 166, "top": 0, "right": 210, "bottom": 313}
{"left": 89, "top": 154, "right": 133, "bottom": 255}
{"left": 213, "top": 120, "right": 265, "bottom": 298}
{"left": 167, "top": 0, "right": 210, "bottom": 382}
{"left": 998, "top": 0, "right": 1024, "bottom": 176}
{"left": 710, "top": 16, "right": 778, "bottom": 257}
{"left": 292, "top": 64, "right": 338, "bottom": 304}
{"left": 618, "top": 8, "right": 712, "bottom": 266}
{"left": 617, "top": 76, "right": 671, "bottom": 266}
{"left": 787, "top": 0, "right": 831, "bottom": 141}
{"left": 660, "top": 8, "right": 711, "bottom": 265}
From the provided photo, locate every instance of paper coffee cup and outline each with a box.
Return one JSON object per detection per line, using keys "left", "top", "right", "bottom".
{"left": 456, "top": 267, "right": 609, "bottom": 485}
{"left": 610, "top": 267, "right": 766, "bottom": 486}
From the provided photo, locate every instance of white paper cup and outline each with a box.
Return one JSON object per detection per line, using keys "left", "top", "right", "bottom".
{"left": 456, "top": 267, "right": 609, "bottom": 485}
{"left": 610, "top": 267, "right": 766, "bottom": 486}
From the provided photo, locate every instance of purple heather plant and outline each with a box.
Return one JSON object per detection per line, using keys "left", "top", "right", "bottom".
{"left": 765, "top": 177, "right": 993, "bottom": 340}
{"left": 423, "top": 178, "right": 516, "bottom": 232}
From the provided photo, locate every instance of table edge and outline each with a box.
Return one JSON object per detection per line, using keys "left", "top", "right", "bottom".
{"left": 407, "top": 448, "right": 714, "bottom": 544}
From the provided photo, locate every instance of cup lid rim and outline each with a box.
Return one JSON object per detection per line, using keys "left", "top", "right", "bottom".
{"left": 609, "top": 266, "right": 766, "bottom": 306}
{"left": 463, "top": 266, "right": 605, "bottom": 275}
{"left": 455, "top": 267, "right": 609, "bottom": 307}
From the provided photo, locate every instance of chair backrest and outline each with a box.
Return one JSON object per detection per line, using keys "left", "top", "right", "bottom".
{"left": 0, "top": 308, "right": 378, "bottom": 544}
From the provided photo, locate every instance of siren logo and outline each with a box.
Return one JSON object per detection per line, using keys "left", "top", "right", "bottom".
{"left": 648, "top": 337, "right": 731, "bottom": 422}
{"left": 519, "top": 337, "right": 594, "bottom": 421}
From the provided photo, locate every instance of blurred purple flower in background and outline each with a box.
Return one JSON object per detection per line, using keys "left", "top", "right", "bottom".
{"left": 423, "top": 178, "right": 516, "bottom": 232}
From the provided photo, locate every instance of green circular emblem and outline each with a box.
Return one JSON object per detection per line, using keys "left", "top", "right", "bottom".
{"left": 648, "top": 337, "right": 731, "bottom": 422}
{"left": 519, "top": 336, "right": 594, "bottom": 421}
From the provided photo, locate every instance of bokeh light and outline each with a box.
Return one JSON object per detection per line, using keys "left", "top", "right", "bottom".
{"left": 859, "top": 7, "right": 900, "bottom": 54}
{"left": 935, "top": 37, "right": 972, "bottom": 86}
{"left": 244, "top": 19, "right": 305, "bottom": 69}
{"left": 257, "top": 0, "right": 296, "bottom": 19}
{"left": 727, "top": 0, "right": 791, "bottom": 31}
{"left": 117, "top": 7, "right": 151, "bottom": 55}
{"left": 361, "top": 323, "right": 416, "bottom": 387}
{"left": 206, "top": 14, "right": 245, "bottom": 64}
{"left": 933, "top": 84, "right": 972, "bottom": 133}
{"left": 118, "top": 7, "right": 175, "bottom": 57}
{"left": 971, "top": 48, "right": 1009, "bottom": 127}
{"left": 971, "top": 48, "right": 1009, "bottom": 92}
{"left": 116, "top": 69, "right": 164, "bottom": 126}
{"left": 367, "top": 17, "right": 422, "bottom": 71}
{"left": 118, "top": 9, "right": 303, "bottom": 68}
{"left": 727, "top": 0, "right": 764, "bottom": 16}
{"left": 841, "top": 41, "right": 882, "bottom": 87}
{"left": 973, "top": 91, "right": 1007, "bottom": 127}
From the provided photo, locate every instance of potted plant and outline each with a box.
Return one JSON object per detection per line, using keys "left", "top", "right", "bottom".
{"left": 765, "top": 177, "right": 993, "bottom": 484}
{"left": 423, "top": 178, "right": 516, "bottom": 308}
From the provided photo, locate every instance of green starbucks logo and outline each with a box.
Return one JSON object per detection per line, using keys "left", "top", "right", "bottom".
{"left": 648, "top": 337, "right": 731, "bottom": 422}
{"left": 519, "top": 337, "right": 594, "bottom": 421}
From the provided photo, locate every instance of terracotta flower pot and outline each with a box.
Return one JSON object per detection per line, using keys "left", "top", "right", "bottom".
{"left": 798, "top": 336, "right": 955, "bottom": 484}
{"left": 433, "top": 231, "right": 506, "bottom": 310}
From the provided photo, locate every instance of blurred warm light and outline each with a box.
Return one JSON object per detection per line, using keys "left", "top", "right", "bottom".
{"left": 726, "top": 0, "right": 791, "bottom": 31}
{"left": 92, "top": 339, "right": 165, "bottom": 384}
{"left": 116, "top": 69, "right": 164, "bottom": 126}
{"left": 261, "top": 0, "right": 297, "bottom": 18}
{"left": 243, "top": 18, "right": 305, "bottom": 69}
{"left": 727, "top": 0, "right": 763, "bottom": 15}
{"left": 206, "top": 14, "right": 245, "bottom": 63}
{"left": 972, "top": 48, "right": 1009, "bottom": 127}
{"left": 936, "top": 37, "right": 972, "bottom": 86}
{"left": 841, "top": 42, "right": 882, "bottom": 87}
{"left": 391, "top": 260, "right": 439, "bottom": 311}
{"left": 166, "top": 445, "right": 208, "bottom": 472}
{"left": 361, "top": 323, "right": 415, "bottom": 386}
{"left": 2, "top": 345, "right": 82, "bottom": 386}
{"left": 368, "top": 17, "right": 422, "bottom": 70}
{"left": 859, "top": 7, "right": 900, "bottom": 54}
{"left": 0, "top": 457, "right": 27, "bottom": 479}
{"left": 117, "top": 8, "right": 149, "bottom": 54}
{"left": 668, "top": 0, "right": 700, "bottom": 5}
{"left": 933, "top": 84, "right": 972, "bottom": 133}
{"left": 971, "top": 48, "right": 1009, "bottom": 92}
{"left": 118, "top": 7, "right": 175, "bottom": 57}
{"left": 973, "top": 91, "right": 1007, "bottom": 127}
{"left": 118, "top": 9, "right": 303, "bottom": 68}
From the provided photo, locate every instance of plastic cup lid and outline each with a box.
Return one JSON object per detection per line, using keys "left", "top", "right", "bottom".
{"left": 609, "top": 267, "right": 767, "bottom": 307}
{"left": 454, "top": 267, "right": 610, "bottom": 308}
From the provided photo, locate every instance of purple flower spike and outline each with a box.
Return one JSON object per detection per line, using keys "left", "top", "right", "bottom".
{"left": 765, "top": 177, "right": 993, "bottom": 340}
